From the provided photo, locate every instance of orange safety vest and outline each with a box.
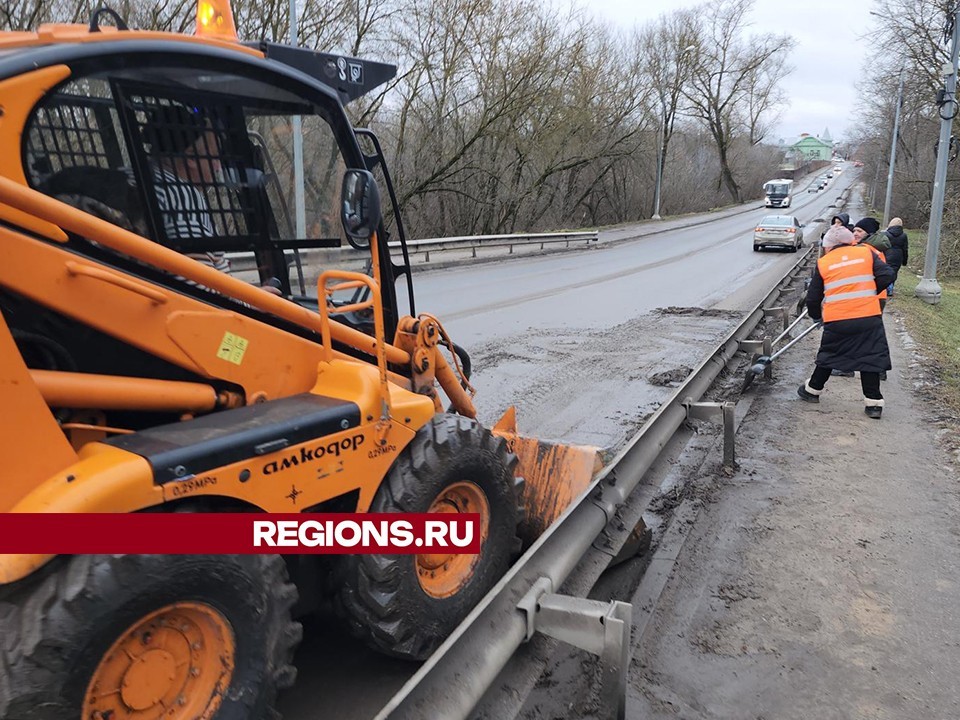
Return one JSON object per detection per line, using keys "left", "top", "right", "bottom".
{"left": 817, "top": 244, "right": 881, "bottom": 322}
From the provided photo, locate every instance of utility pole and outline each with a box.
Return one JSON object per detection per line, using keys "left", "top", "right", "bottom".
{"left": 651, "top": 108, "right": 665, "bottom": 220}
{"left": 290, "top": 0, "right": 306, "bottom": 239}
{"left": 882, "top": 67, "right": 905, "bottom": 227}
{"left": 651, "top": 45, "right": 695, "bottom": 221}
{"left": 917, "top": 4, "right": 960, "bottom": 305}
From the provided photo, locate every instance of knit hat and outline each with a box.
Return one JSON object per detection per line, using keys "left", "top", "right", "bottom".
{"left": 854, "top": 217, "right": 880, "bottom": 234}
{"left": 822, "top": 225, "right": 856, "bottom": 249}
{"left": 888, "top": 217, "right": 903, "bottom": 228}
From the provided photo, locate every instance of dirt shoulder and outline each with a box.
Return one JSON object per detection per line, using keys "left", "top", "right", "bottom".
{"left": 628, "top": 305, "right": 960, "bottom": 719}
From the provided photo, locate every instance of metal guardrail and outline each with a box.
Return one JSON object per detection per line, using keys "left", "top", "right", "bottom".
{"left": 375, "top": 243, "right": 818, "bottom": 720}
{"left": 393, "top": 231, "right": 599, "bottom": 262}
{"left": 226, "top": 231, "right": 599, "bottom": 274}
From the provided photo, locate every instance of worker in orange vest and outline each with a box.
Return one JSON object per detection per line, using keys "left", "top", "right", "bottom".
{"left": 797, "top": 225, "right": 895, "bottom": 418}
{"left": 828, "top": 218, "right": 888, "bottom": 377}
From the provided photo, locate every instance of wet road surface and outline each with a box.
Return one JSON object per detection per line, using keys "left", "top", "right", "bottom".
{"left": 278, "top": 170, "right": 856, "bottom": 719}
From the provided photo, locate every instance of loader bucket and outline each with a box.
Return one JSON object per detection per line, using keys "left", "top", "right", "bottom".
{"left": 492, "top": 407, "right": 602, "bottom": 545}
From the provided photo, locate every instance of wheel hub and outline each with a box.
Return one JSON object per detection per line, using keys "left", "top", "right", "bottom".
{"left": 120, "top": 648, "right": 177, "bottom": 710}
{"left": 417, "top": 481, "right": 491, "bottom": 598}
{"left": 84, "top": 602, "right": 235, "bottom": 720}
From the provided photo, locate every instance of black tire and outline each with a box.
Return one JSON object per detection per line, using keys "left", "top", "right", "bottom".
{"left": 753, "top": 244, "right": 761, "bottom": 252}
{"left": 336, "top": 414, "right": 520, "bottom": 660}
{"left": 0, "top": 554, "right": 301, "bottom": 720}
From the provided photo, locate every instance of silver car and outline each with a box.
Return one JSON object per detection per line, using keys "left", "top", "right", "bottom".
{"left": 753, "top": 215, "right": 804, "bottom": 252}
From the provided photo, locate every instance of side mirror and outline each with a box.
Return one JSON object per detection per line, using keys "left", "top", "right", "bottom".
{"left": 340, "top": 169, "right": 382, "bottom": 249}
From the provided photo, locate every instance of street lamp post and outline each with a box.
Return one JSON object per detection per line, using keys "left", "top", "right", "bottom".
{"left": 290, "top": 0, "right": 306, "bottom": 239}
{"left": 651, "top": 45, "right": 695, "bottom": 221}
{"left": 916, "top": 4, "right": 960, "bottom": 305}
{"left": 882, "top": 66, "right": 905, "bottom": 227}
{"left": 651, "top": 110, "right": 666, "bottom": 220}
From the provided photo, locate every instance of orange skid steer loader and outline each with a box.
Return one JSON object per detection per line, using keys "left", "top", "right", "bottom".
{"left": 0, "top": 3, "right": 599, "bottom": 717}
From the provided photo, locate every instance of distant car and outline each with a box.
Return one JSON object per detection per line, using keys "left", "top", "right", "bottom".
{"left": 754, "top": 215, "right": 804, "bottom": 252}
{"left": 826, "top": 172, "right": 833, "bottom": 178}
{"left": 817, "top": 178, "right": 828, "bottom": 189}
{"left": 834, "top": 165, "right": 842, "bottom": 172}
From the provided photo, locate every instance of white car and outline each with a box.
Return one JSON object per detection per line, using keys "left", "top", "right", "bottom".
{"left": 754, "top": 215, "right": 804, "bottom": 252}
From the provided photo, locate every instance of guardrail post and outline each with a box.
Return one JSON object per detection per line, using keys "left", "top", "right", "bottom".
{"left": 472, "top": 246, "right": 477, "bottom": 258}
{"left": 722, "top": 401, "right": 736, "bottom": 470}
{"left": 762, "top": 337, "right": 773, "bottom": 379}
{"left": 509, "top": 244, "right": 514, "bottom": 254}
{"left": 424, "top": 249, "right": 430, "bottom": 263}
{"left": 763, "top": 306, "right": 788, "bottom": 333}
{"left": 518, "top": 578, "right": 631, "bottom": 720}
{"left": 683, "top": 399, "right": 738, "bottom": 474}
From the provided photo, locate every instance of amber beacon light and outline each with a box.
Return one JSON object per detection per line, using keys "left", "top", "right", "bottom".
{"left": 196, "top": 0, "right": 238, "bottom": 41}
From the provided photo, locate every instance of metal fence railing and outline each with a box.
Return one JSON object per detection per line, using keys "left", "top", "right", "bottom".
{"left": 394, "top": 231, "right": 599, "bottom": 262}
{"left": 226, "top": 230, "right": 600, "bottom": 277}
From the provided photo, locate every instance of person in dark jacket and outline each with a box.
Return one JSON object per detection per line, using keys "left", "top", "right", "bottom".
{"left": 820, "top": 212, "right": 854, "bottom": 245}
{"left": 852, "top": 217, "right": 891, "bottom": 253}
{"left": 884, "top": 217, "right": 909, "bottom": 296}
{"left": 798, "top": 225, "right": 895, "bottom": 419}
{"left": 830, "top": 212, "right": 854, "bottom": 232}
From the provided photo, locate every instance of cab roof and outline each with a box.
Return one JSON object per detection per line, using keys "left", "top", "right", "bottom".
{"left": 0, "top": 23, "right": 263, "bottom": 57}
{"left": 0, "top": 24, "right": 397, "bottom": 105}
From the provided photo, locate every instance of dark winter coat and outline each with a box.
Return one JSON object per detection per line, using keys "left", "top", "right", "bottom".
{"left": 832, "top": 212, "right": 853, "bottom": 231}
{"left": 821, "top": 213, "right": 853, "bottom": 240}
{"left": 806, "top": 245, "right": 895, "bottom": 372}
{"left": 884, "top": 226, "right": 909, "bottom": 277}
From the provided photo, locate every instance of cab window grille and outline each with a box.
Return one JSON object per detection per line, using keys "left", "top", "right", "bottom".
{"left": 119, "top": 89, "right": 262, "bottom": 251}
{"left": 25, "top": 79, "right": 126, "bottom": 186}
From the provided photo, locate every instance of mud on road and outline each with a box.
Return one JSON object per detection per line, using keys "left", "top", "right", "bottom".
{"left": 467, "top": 306, "right": 742, "bottom": 453}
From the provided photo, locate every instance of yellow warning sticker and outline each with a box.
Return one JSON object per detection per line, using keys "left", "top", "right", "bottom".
{"left": 217, "top": 331, "right": 249, "bottom": 365}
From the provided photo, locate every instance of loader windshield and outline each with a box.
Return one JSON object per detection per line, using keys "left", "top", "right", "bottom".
{"left": 25, "top": 64, "right": 351, "bottom": 296}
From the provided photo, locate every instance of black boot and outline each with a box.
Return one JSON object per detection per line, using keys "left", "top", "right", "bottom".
{"left": 865, "top": 406, "right": 882, "bottom": 419}
{"left": 797, "top": 384, "right": 820, "bottom": 403}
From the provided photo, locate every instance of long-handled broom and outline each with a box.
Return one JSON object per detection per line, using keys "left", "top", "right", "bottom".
{"left": 741, "top": 319, "right": 822, "bottom": 392}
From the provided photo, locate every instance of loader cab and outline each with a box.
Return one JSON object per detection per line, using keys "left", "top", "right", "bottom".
{"left": 12, "top": 42, "right": 407, "bottom": 335}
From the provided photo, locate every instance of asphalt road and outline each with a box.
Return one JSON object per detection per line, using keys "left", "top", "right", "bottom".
{"left": 278, "top": 167, "right": 858, "bottom": 719}
{"left": 406, "top": 170, "right": 850, "bottom": 346}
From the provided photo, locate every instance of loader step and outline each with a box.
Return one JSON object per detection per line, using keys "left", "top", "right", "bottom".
{"left": 107, "top": 393, "right": 360, "bottom": 483}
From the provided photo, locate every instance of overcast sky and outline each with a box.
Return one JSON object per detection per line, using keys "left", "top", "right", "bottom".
{"left": 578, "top": 0, "right": 876, "bottom": 144}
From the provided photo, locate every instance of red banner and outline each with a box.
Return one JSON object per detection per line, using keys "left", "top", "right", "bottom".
{"left": 0, "top": 513, "right": 482, "bottom": 554}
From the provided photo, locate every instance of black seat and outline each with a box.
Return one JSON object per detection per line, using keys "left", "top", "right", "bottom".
{"left": 37, "top": 166, "right": 147, "bottom": 235}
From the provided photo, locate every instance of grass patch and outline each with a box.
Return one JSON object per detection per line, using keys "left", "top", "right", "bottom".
{"left": 891, "top": 229, "right": 960, "bottom": 411}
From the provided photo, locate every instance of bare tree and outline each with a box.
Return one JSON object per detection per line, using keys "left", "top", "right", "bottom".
{"left": 740, "top": 55, "right": 789, "bottom": 146}
{"left": 2, "top": 0, "right": 787, "bottom": 239}
{"left": 682, "top": 0, "right": 794, "bottom": 203}
{"left": 0, "top": 0, "right": 49, "bottom": 31}
{"left": 638, "top": 8, "right": 699, "bottom": 216}
{"left": 853, "top": 0, "right": 960, "bottom": 273}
